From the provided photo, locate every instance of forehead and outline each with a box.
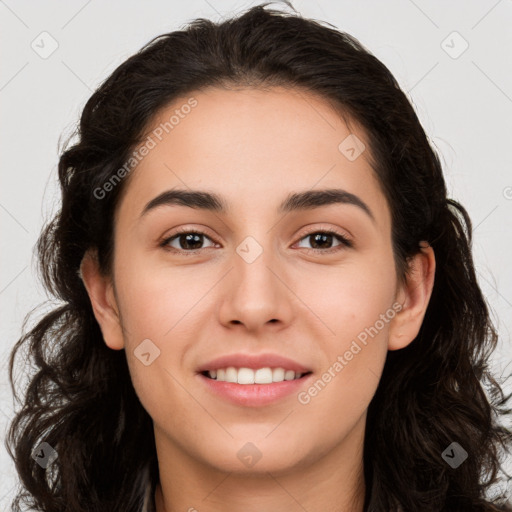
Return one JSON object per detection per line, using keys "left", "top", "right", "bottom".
{"left": 115, "top": 86, "right": 389, "bottom": 228}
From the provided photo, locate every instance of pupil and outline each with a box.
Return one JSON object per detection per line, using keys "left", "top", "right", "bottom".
{"left": 181, "top": 233, "right": 203, "bottom": 250}
{"left": 311, "top": 233, "right": 332, "bottom": 249}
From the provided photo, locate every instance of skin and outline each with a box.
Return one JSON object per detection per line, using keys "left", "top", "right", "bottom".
{"left": 80, "top": 86, "right": 435, "bottom": 512}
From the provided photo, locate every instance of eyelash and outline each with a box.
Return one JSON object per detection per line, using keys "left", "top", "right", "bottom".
{"left": 159, "top": 226, "right": 353, "bottom": 256}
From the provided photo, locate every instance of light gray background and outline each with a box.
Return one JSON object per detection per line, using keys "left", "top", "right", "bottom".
{"left": 1, "top": 0, "right": 511, "bottom": 507}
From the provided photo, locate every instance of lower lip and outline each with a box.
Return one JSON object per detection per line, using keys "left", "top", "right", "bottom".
{"left": 197, "top": 372, "right": 313, "bottom": 407}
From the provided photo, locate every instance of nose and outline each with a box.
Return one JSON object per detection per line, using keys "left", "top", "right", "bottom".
{"left": 217, "top": 236, "right": 295, "bottom": 333}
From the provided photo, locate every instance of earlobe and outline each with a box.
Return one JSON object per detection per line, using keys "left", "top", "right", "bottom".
{"left": 388, "top": 243, "right": 436, "bottom": 351}
{"left": 79, "top": 249, "right": 125, "bottom": 350}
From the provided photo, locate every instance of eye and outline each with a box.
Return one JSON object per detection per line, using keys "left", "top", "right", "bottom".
{"left": 160, "top": 227, "right": 353, "bottom": 255}
{"left": 160, "top": 228, "right": 217, "bottom": 253}
{"left": 294, "top": 229, "right": 353, "bottom": 254}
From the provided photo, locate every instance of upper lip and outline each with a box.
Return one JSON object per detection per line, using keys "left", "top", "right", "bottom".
{"left": 197, "top": 353, "right": 312, "bottom": 373}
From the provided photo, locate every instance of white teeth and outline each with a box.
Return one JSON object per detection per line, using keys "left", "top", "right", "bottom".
{"left": 284, "top": 370, "right": 295, "bottom": 381}
{"left": 254, "top": 367, "right": 272, "bottom": 384}
{"left": 225, "top": 367, "right": 238, "bottom": 383}
{"left": 237, "top": 367, "right": 254, "bottom": 384}
{"left": 206, "top": 366, "right": 306, "bottom": 384}
{"left": 272, "top": 367, "right": 285, "bottom": 381}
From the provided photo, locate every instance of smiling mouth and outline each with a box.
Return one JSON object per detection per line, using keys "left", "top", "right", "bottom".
{"left": 200, "top": 367, "right": 313, "bottom": 384}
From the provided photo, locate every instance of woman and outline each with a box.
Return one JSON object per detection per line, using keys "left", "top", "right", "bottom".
{"left": 6, "top": 2, "right": 512, "bottom": 511}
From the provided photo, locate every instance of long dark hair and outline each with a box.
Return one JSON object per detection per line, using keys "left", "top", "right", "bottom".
{"left": 6, "top": 2, "right": 512, "bottom": 511}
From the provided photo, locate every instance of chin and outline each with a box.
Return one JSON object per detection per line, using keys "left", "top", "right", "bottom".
{"left": 197, "top": 437, "right": 310, "bottom": 476}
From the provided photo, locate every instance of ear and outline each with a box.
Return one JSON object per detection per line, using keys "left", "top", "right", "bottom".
{"left": 79, "top": 249, "right": 125, "bottom": 350}
{"left": 388, "top": 242, "right": 436, "bottom": 351}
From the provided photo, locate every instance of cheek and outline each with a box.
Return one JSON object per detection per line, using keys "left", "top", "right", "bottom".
{"left": 292, "top": 248, "right": 397, "bottom": 338}
{"left": 291, "top": 281, "right": 393, "bottom": 455}
{"left": 291, "top": 250, "right": 395, "bottom": 401}
{"left": 114, "top": 259, "right": 213, "bottom": 422}
{"left": 114, "top": 250, "right": 216, "bottom": 341}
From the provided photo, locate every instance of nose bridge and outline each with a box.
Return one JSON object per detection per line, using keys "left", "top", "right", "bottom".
{"left": 218, "top": 230, "right": 293, "bottom": 329}
{"left": 229, "top": 205, "right": 279, "bottom": 276}
{"left": 233, "top": 232, "right": 280, "bottom": 299}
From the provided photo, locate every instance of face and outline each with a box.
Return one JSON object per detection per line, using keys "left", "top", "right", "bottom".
{"left": 84, "top": 86, "right": 431, "bottom": 477}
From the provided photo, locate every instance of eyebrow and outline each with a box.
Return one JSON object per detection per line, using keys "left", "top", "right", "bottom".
{"left": 140, "top": 188, "right": 375, "bottom": 222}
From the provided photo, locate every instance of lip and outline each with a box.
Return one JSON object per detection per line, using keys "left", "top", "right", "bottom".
{"left": 197, "top": 372, "right": 314, "bottom": 407}
{"left": 196, "top": 352, "right": 312, "bottom": 374}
